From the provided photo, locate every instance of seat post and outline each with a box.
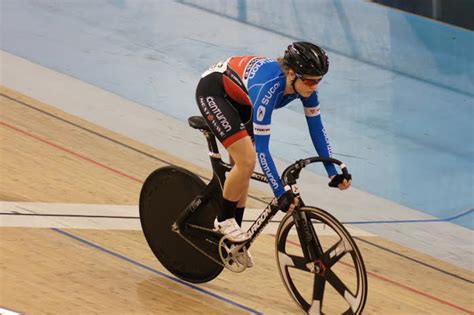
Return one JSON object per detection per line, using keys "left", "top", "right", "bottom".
{"left": 203, "top": 131, "right": 220, "bottom": 158}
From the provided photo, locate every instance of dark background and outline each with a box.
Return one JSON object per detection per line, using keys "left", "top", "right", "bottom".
{"left": 372, "top": 0, "right": 474, "bottom": 30}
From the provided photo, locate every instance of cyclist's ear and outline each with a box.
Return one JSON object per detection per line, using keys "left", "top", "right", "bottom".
{"left": 287, "top": 69, "right": 296, "bottom": 80}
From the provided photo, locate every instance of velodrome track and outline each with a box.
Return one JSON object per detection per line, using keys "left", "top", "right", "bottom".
{"left": 1, "top": 67, "right": 473, "bottom": 313}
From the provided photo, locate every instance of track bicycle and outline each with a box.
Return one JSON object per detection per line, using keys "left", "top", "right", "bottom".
{"left": 139, "top": 116, "right": 367, "bottom": 314}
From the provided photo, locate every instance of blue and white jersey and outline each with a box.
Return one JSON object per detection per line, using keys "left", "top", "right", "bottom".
{"left": 246, "top": 59, "right": 338, "bottom": 197}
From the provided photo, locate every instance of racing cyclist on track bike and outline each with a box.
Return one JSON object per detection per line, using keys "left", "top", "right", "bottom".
{"left": 194, "top": 42, "right": 351, "bottom": 267}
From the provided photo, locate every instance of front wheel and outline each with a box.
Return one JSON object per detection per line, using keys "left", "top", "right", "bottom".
{"left": 275, "top": 206, "right": 368, "bottom": 314}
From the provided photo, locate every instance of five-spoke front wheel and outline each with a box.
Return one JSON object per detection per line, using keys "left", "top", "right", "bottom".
{"left": 275, "top": 206, "right": 368, "bottom": 314}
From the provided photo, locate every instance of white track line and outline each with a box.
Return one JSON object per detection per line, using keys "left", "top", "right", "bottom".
{"left": 0, "top": 307, "right": 22, "bottom": 315}
{"left": 0, "top": 201, "right": 374, "bottom": 236}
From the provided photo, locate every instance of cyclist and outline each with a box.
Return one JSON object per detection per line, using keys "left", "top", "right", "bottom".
{"left": 195, "top": 42, "right": 351, "bottom": 266}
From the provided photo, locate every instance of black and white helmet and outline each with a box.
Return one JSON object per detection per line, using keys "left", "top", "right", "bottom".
{"left": 284, "top": 42, "right": 329, "bottom": 76}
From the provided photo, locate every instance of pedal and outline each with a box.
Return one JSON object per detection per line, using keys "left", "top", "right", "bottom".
{"left": 218, "top": 235, "right": 248, "bottom": 273}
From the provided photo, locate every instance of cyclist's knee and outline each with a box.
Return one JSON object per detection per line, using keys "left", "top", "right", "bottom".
{"left": 236, "top": 155, "right": 256, "bottom": 176}
{"left": 231, "top": 150, "right": 256, "bottom": 177}
{"left": 227, "top": 137, "right": 255, "bottom": 175}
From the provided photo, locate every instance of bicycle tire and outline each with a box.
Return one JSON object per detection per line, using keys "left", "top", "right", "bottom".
{"left": 275, "top": 206, "right": 368, "bottom": 314}
{"left": 139, "top": 166, "right": 223, "bottom": 283}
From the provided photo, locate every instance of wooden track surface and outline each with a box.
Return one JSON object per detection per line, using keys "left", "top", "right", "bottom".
{"left": 1, "top": 86, "right": 473, "bottom": 314}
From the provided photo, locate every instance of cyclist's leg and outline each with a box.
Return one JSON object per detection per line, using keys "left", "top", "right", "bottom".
{"left": 235, "top": 204, "right": 246, "bottom": 226}
{"left": 224, "top": 137, "right": 255, "bottom": 203}
{"left": 195, "top": 72, "right": 252, "bottom": 242}
{"left": 228, "top": 158, "right": 247, "bottom": 227}
{"left": 226, "top": 140, "right": 255, "bottom": 267}
{"left": 227, "top": 111, "right": 255, "bottom": 267}
{"left": 230, "top": 107, "right": 255, "bottom": 226}
{"left": 228, "top": 154, "right": 251, "bottom": 227}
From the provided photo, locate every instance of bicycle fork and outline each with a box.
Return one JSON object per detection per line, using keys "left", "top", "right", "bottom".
{"left": 293, "top": 208, "right": 326, "bottom": 274}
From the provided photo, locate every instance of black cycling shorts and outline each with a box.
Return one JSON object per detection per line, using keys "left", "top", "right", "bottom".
{"left": 195, "top": 72, "right": 253, "bottom": 148}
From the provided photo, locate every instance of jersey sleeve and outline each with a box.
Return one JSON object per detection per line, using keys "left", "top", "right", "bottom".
{"left": 252, "top": 80, "right": 287, "bottom": 197}
{"left": 302, "top": 93, "right": 338, "bottom": 177}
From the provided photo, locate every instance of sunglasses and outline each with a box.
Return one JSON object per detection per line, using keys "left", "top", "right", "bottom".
{"left": 295, "top": 73, "right": 323, "bottom": 86}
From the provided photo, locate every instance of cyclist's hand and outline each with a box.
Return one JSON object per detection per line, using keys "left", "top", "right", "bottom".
{"left": 329, "top": 174, "right": 352, "bottom": 190}
{"left": 278, "top": 190, "right": 299, "bottom": 213}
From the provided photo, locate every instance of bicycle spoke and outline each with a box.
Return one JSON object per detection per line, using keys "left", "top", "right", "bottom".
{"left": 323, "top": 239, "right": 351, "bottom": 268}
{"left": 308, "top": 273, "right": 325, "bottom": 314}
{"left": 325, "top": 268, "right": 359, "bottom": 312}
{"left": 278, "top": 252, "right": 311, "bottom": 272}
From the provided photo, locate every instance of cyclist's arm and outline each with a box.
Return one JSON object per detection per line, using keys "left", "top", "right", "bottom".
{"left": 252, "top": 85, "right": 287, "bottom": 198}
{"left": 302, "top": 93, "right": 338, "bottom": 177}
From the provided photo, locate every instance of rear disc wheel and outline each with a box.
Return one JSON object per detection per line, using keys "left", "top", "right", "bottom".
{"left": 139, "top": 166, "right": 223, "bottom": 283}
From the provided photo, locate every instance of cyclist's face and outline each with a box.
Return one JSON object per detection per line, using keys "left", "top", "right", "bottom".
{"left": 294, "top": 73, "right": 322, "bottom": 97}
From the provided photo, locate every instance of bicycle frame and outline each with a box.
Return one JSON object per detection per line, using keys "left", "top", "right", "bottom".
{"left": 174, "top": 130, "right": 277, "bottom": 244}
{"left": 174, "top": 127, "right": 330, "bottom": 261}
